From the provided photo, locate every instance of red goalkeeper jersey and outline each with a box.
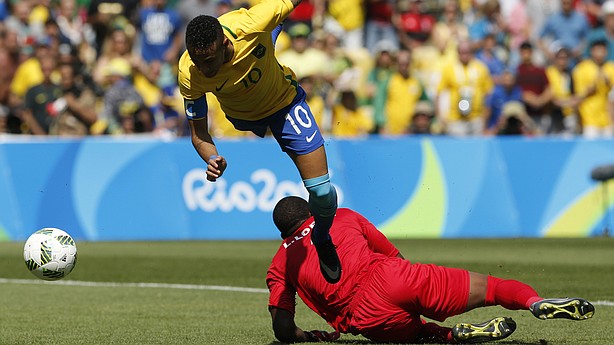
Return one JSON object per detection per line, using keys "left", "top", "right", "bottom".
{"left": 266, "top": 208, "right": 400, "bottom": 332}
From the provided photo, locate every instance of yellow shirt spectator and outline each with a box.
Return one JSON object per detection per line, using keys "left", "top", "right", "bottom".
{"left": 412, "top": 45, "right": 456, "bottom": 101}
{"left": 331, "top": 91, "right": 372, "bottom": 137}
{"left": 385, "top": 73, "right": 426, "bottom": 135}
{"left": 572, "top": 59, "right": 614, "bottom": 128}
{"left": 438, "top": 58, "right": 493, "bottom": 121}
{"left": 546, "top": 65, "right": 575, "bottom": 117}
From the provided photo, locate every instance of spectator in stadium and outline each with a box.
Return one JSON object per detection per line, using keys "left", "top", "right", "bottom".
{"left": 313, "top": 0, "right": 365, "bottom": 50}
{"left": 276, "top": 23, "right": 329, "bottom": 80}
{"left": 92, "top": 28, "right": 135, "bottom": 85}
{"left": 394, "top": 0, "right": 436, "bottom": 50}
{"left": 484, "top": 69, "right": 523, "bottom": 134}
{"left": 43, "top": 18, "right": 68, "bottom": 50}
{"left": 496, "top": 100, "right": 538, "bottom": 136}
{"left": 538, "top": 0, "right": 591, "bottom": 65}
{"left": 330, "top": 89, "right": 373, "bottom": 137}
{"left": 365, "top": 40, "right": 396, "bottom": 134}
{"left": 467, "top": 0, "right": 508, "bottom": 52}
{"left": 47, "top": 62, "right": 98, "bottom": 136}
{"left": 364, "top": 0, "right": 399, "bottom": 55}
{"left": 178, "top": 0, "right": 342, "bottom": 284}
{"left": 573, "top": 39, "right": 614, "bottom": 138}
{"left": 526, "top": 0, "right": 560, "bottom": 50}
{"left": 416, "top": 5, "right": 462, "bottom": 109}
{"left": 437, "top": 40, "right": 493, "bottom": 136}
{"left": 97, "top": 57, "right": 151, "bottom": 134}
{"left": 515, "top": 41, "right": 553, "bottom": 134}
{"left": 5, "top": 1, "right": 42, "bottom": 45}
{"left": 136, "top": 0, "right": 183, "bottom": 65}
{"left": 19, "top": 55, "right": 61, "bottom": 135}
{"left": 475, "top": 33, "right": 506, "bottom": 85}
{"left": 431, "top": 0, "right": 469, "bottom": 59}
{"left": 56, "top": 0, "right": 94, "bottom": 50}
{"left": 383, "top": 49, "right": 428, "bottom": 136}
{"left": 585, "top": 0, "right": 614, "bottom": 61}
{"left": 407, "top": 100, "right": 436, "bottom": 135}
{"left": 87, "top": 0, "right": 139, "bottom": 57}
{"left": 505, "top": 0, "right": 531, "bottom": 69}
{"left": 267, "top": 196, "right": 595, "bottom": 344}
{"left": 316, "top": 31, "right": 349, "bottom": 87}
{"left": 10, "top": 37, "right": 58, "bottom": 104}
{"left": 546, "top": 47, "right": 580, "bottom": 135}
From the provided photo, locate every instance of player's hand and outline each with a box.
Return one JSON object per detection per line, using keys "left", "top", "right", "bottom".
{"left": 205, "top": 155, "right": 227, "bottom": 182}
{"left": 304, "top": 330, "right": 340, "bottom": 342}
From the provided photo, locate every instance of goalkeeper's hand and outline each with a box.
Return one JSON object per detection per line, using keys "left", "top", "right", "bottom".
{"left": 304, "top": 330, "right": 340, "bottom": 342}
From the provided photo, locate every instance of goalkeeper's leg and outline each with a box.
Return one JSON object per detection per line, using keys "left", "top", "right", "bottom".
{"left": 469, "top": 273, "right": 594, "bottom": 320}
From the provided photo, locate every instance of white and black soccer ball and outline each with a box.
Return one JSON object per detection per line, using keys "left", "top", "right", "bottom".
{"left": 23, "top": 228, "right": 77, "bottom": 281}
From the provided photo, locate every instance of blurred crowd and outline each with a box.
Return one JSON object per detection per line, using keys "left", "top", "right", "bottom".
{"left": 1, "top": 0, "right": 614, "bottom": 139}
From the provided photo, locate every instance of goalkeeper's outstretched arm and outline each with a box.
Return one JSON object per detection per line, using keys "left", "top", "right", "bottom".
{"left": 269, "top": 307, "right": 339, "bottom": 343}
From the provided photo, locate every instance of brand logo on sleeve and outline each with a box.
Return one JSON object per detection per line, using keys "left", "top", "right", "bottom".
{"left": 251, "top": 44, "right": 266, "bottom": 59}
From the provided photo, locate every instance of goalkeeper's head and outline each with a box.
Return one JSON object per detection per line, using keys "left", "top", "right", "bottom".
{"left": 273, "top": 196, "right": 311, "bottom": 239}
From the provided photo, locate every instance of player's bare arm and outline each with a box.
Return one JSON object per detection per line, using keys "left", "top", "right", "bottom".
{"left": 269, "top": 307, "right": 339, "bottom": 343}
{"left": 188, "top": 117, "right": 227, "bottom": 181}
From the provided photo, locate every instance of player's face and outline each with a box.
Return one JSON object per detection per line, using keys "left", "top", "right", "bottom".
{"left": 192, "top": 39, "right": 226, "bottom": 78}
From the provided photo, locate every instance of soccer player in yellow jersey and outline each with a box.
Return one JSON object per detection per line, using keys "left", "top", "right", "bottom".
{"left": 178, "top": 0, "right": 341, "bottom": 283}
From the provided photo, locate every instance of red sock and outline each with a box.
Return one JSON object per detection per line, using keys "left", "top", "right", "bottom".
{"left": 485, "top": 276, "right": 543, "bottom": 310}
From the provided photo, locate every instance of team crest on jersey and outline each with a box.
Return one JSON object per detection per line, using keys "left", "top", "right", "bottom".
{"left": 252, "top": 43, "right": 266, "bottom": 59}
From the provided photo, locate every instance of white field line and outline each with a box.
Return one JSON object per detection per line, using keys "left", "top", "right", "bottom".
{"left": 594, "top": 300, "right": 614, "bottom": 307}
{"left": 1, "top": 278, "right": 613, "bottom": 306}
{"left": 0, "top": 278, "right": 268, "bottom": 294}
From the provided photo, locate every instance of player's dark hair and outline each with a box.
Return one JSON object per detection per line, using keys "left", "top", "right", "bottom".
{"left": 185, "top": 15, "right": 223, "bottom": 55}
{"left": 273, "top": 196, "right": 311, "bottom": 239}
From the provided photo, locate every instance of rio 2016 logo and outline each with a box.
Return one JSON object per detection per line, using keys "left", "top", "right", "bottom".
{"left": 183, "top": 169, "right": 343, "bottom": 212}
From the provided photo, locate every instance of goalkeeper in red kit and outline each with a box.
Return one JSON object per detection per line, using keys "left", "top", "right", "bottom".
{"left": 266, "top": 196, "right": 595, "bottom": 343}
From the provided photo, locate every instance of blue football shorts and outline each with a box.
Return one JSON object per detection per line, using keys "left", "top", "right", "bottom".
{"left": 226, "top": 86, "right": 324, "bottom": 155}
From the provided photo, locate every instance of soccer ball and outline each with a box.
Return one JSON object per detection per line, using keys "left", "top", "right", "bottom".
{"left": 23, "top": 228, "right": 78, "bottom": 281}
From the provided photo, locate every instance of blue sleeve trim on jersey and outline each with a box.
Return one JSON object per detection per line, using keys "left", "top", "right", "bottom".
{"left": 271, "top": 22, "right": 284, "bottom": 46}
{"left": 184, "top": 97, "right": 208, "bottom": 120}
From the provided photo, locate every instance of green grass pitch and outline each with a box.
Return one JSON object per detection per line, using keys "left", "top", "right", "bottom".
{"left": 0, "top": 238, "right": 613, "bottom": 344}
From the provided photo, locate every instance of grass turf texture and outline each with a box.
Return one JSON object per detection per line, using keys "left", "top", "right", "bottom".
{"left": 0, "top": 238, "right": 612, "bottom": 344}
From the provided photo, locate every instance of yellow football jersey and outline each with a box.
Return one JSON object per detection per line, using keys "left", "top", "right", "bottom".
{"left": 572, "top": 59, "right": 614, "bottom": 128}
{"left": 178, "top": 0, "right": 298, "bottom": 121}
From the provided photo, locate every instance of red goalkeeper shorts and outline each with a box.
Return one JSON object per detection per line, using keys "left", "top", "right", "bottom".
{"left": 348, "top": 258, "right": 470, "bottom": 343}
